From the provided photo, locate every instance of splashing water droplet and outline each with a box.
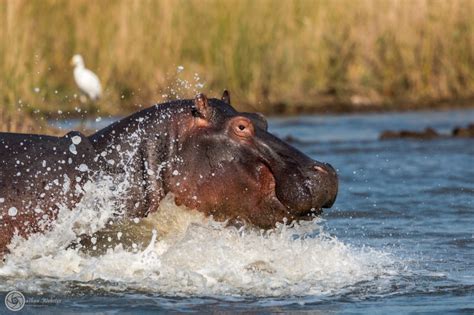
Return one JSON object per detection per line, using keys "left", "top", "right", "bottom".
{"left": 8, "top": 207, "right": 18, "bottom": 217}
{"left": 72, "top": 136, "right": 82, "bottom": 145}
{"left": 69, "top": 144, "right": 77, "bottom": 155}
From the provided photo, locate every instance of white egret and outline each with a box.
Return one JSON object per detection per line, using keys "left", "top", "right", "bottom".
{"left": 71, "top": 54, "right": 102, "bottom": 101}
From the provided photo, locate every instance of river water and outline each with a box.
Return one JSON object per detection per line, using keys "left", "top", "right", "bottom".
{"left": 1, "top": 109, "right": 473, "bottom": 314}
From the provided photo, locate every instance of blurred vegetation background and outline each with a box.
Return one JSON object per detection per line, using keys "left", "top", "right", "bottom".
{"left": 1, "top": 0, "right": 474, "bottom": 132}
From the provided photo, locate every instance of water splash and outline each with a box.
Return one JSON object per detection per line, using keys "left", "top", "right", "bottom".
{"left": 0, "top": 178, "right": 397, "bottom": 297}
{"left": 0, "top": 107, "right": 400, "bottom": 298}
{"left": 161, "top": 66, "right": 207, "bottom": 101}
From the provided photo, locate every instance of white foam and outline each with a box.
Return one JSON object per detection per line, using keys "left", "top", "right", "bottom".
{"left": 0, "top": 184, "right": 396, "bottom": 297}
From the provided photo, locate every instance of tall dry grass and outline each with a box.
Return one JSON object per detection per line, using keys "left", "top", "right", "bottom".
{"left": 1, "top": 0, "right": 473, "bottom": 127}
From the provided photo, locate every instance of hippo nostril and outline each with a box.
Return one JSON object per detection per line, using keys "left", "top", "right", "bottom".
{"left": 313, "top": 165, "right": 328, "bottom": 175}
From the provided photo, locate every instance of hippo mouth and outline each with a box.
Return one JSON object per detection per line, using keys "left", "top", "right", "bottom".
{"left": 257, "top": 163, "right": 332, "bottom": 224}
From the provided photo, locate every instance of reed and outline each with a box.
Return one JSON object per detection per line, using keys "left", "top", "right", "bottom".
{"left": 1, "top": 0, "right": 473, "bottom": 127}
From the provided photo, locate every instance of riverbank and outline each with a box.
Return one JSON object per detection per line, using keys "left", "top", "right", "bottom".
{"left": 2, "top": 0, "right": 474, "bottom": 123}
{"left": 255, "top": 95, "right": 474, "bottom": 116}
{"left": 2, "top": 96, "right": 474, "bottom": 134}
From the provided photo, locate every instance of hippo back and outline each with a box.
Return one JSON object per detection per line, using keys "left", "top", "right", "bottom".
{"left": 0, "top": 131, "right": 97, "bottom": 256}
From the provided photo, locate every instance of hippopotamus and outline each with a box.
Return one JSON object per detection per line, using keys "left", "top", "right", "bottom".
{"left": 0, "top": 92, "right": 338, "bottom": 257}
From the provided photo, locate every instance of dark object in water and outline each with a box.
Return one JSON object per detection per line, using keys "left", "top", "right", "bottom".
{"left": 380, "top": 127, "right": 439, "bottom": 140}
{"left": 283, "top": 135, "right": 315, "bottom": 145}
{"left": 452, "top": 123, "right": 474, "bottom": 138}
{"left": 283, "top": 135, "right": 301, "bottom": 144}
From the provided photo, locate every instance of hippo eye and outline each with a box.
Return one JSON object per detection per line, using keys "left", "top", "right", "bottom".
{"left": 230, "top": 117, "right": 254, "bottom": 138}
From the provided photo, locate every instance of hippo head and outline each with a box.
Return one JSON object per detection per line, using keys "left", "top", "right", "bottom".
{"left": 165, "top": 92, "right": 338, "bottom": 228}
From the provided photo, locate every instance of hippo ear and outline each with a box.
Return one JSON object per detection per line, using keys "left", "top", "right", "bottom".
{"left": 193, "top": 93, "right": 209, "bottom": 118}
{"left": 221, "top": 90, "right": 231, "bottom": 105}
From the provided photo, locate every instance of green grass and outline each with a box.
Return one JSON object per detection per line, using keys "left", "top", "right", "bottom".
{"left": 1, "top": 0, "right": 474, "bottom": 131}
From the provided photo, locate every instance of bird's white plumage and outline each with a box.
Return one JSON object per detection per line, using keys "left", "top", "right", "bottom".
{"left": 72, "top": 54, "right": 102, "bottom": 101}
